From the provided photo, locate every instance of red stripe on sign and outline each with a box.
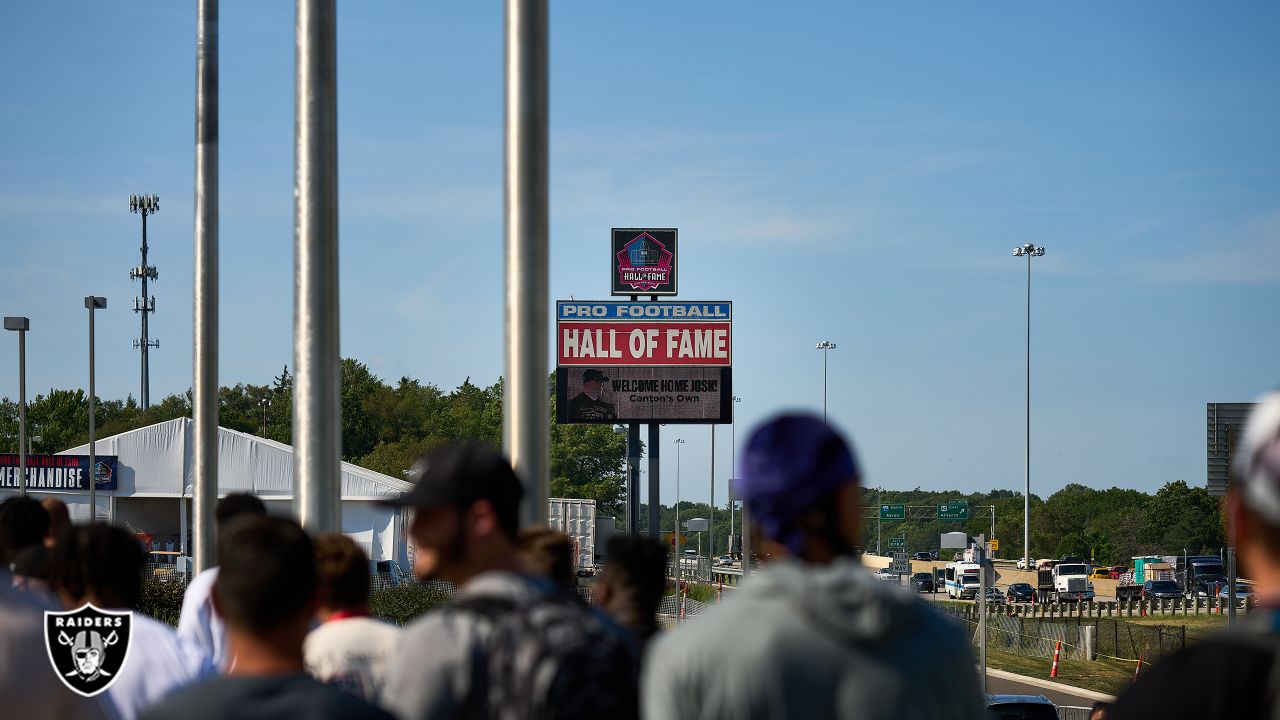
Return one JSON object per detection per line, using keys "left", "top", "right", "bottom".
{"left": 557, "top": 321, "right": 731, "bottom": 366}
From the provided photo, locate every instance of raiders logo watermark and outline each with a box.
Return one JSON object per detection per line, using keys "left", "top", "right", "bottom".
{"left": 44, "top": 604, "right": 133, "bottom": 697}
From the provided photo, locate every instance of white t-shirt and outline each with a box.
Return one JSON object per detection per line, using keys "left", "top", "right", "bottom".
{"left": 105, "top": 613, "right": 214, "bottom": 720}
{"left": 176, "top": 568, "right": 229, "bottom": 671}
{"left": 303, "top": 616, "right": 401, "bottom": 703}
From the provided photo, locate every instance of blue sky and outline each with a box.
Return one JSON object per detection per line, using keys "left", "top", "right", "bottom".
{"left": 1, "top": 3, "right": 1277, "bottom": 505}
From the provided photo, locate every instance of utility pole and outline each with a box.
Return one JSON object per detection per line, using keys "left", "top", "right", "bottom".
{"left": 1012, "top": 243, "right": 1045, "bottom": 572}
{"left": 130, "top": 194, "right": 160, "bottom": 409}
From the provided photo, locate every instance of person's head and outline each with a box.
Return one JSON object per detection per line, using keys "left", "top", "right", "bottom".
{"left": 312, "top": 533, "right": 370, "bottom": 618}
{"left": 41, "top": 497, "right": 70, "bottom": 548}
{"left": 739, "top": 413, "right": 862, "bottom": 564}
{"left": 582, "top": 369, "right": 608, "bottom": 395}
{"left": 386, "top": 443, "right": 523, "bottom": 585}
{"left": 0, "top": 495, "right": 51, "bottom": 565}
{"left": 49, "top": 524, "right": 146, "bottom": 609}
{"left": 517, "top": 527, "right": 576, "bottom": 591}
{"left": 1230, "top": 392, "right": 1280, "bottom": 583}
{"left": 216, "top": 493, "right": 267, "bottom": 530}
{"left": 1090, "top": 700, "right": 1112, "bottom": 720}
{"left": 595, "top": 536, "right": 668, "bottom": 626}
{"left": 12, "top": 543, "right": 52, "bottom": 595}
{"left": 213, "top": 515, "right": 316, "bottom": 642}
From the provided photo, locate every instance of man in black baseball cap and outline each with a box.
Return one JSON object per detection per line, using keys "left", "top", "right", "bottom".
{"left": 567, "top": 368, "right": 615, "bottom": 421}
{"left": 381, "top": 443, "right": 524, "bottom": 585}
{"left": 382, "top": 443, "right": 639, "bottom": 720}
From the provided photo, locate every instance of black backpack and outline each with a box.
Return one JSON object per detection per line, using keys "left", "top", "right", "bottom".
{"left": 452, "top": 590, "right": 640, "bottom": 720}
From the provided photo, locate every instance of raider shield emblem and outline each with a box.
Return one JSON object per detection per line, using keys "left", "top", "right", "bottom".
{"left": 44, "top": 603, "right": 133, "bottom": 697}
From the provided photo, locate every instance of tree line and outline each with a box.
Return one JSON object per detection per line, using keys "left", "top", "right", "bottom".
{"left": 1, "top": 359, "right": 1224, "bottom": 564}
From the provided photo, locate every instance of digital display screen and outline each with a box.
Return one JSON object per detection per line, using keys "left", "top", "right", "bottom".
{"left": 556, "top": 367, "right": 732, "bottom": 424}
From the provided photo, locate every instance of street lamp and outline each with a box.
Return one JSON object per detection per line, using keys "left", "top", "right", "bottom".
{"left": 1011, "top": 243, "right": 1045, "bottom": 572}
{"left": 673, "top": 438, "right": 685, "bottom": 580}
{"left": 260, "top": 397, "right": 270, "bottom": 437}
{"left": 730, "top": 395, "right": 741, "bottom": 559}
{"left": 4, "top": 317, "right": 30, "bottom": 495}
{"left": 815, "top": 341, "right": 837, "bottom": 421}
{"left": 85, "top": 296, "right": 107, "bottom": 523}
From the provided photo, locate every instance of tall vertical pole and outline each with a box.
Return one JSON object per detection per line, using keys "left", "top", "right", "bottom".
{"left": 977, "top": 535, "right": 987, "bottom": 693}
{"left": 648, "top": 425, "right": 660, "bottom": 537}
{"left": 674, "top": 438, "right": 683, "bottom": 580}
{"left": 627, "top": 424, "right": 640, "bottom": 534}
{"left": 709, "top": 426, "right": 715, "bottom": 577}
{"left": 17, "top": 329, "right": 26, "bottom": 496}
{"left": 140, "top": 211, "right": 150, "bottom": 409}
{"left": 1024, "top": 251, "right": 1031, "bottom": 571}
{"left": 1227, "top": 547, "right": 1237, "bottom": 626}
{"left": 823, "top": 347, "right": 828, "bottom": 421}
{"left": 294, "top": 0, "right": 342, "bottom": 533}
{"left": 503, "top": 0, "right": 549, "bottom": 527}
{"left": 193, "top": 0, "right": 220, "bottom": 574}
{"left": 85, "top": 299, "right": 102, "bottom": 524}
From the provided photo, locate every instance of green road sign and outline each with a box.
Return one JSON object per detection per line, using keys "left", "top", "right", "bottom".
{"left": 880, "top": 504, "right": 906, "bottom": 520}
{"left": 888, "top": 536, "right": 906, "bottom": 549}
{"left": 938, "top": 501, "right": 969, "bottom": 521}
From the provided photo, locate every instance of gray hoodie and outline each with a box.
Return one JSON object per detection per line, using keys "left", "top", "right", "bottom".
{"left": 642, "top": 557, "right": 985, "bottom": 720}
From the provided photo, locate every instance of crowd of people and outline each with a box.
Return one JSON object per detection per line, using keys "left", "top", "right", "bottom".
{"left": 2, "top": 404, "right": 1280, "bottom": 718}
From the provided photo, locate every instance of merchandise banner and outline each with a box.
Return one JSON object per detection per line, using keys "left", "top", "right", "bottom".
{"left": 0, "top": 454, "right": 119, "bottom": 491}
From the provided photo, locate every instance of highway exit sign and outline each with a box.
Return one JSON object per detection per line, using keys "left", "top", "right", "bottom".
{"left": 938, "top": 501, "right": 969, "bottom": 520}
{"left": 888, "top": 536, "right": 906, "bottom": 549}
{"left": 880, "top": 504, "right": 906, "bottom": 520}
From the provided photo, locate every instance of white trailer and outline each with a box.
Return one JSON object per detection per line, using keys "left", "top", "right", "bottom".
{"left": 547, "top": 497, "right": 597, "bottom": 573}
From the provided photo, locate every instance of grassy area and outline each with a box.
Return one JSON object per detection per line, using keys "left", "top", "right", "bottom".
{"left": 981, "top": 647, "right": 1136, "bottom": 697}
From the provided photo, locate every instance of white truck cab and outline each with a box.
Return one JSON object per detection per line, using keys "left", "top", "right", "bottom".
{"left": 1051, "top": 562, "right": 1095, "bottom": 602}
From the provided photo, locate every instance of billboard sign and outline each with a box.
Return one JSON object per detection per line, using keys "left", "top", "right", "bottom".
{"left": 612, "top": 228, "right": 677, "bottom": 296}
{"left": 0, "top": 454, "right": 119, "bottom": 492}
{"left": 557, "top": 301, "right": 731, "bottom": 367}
{"left": 556, "top": 367, "right": 732, "bottom": 424}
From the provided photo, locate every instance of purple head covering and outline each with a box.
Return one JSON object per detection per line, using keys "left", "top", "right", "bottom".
{"left": 739, "top": 413, "right": 860, "bottom": 555}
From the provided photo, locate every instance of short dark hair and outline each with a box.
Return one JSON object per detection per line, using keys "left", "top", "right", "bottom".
{"left": 41, "top": 497, "right": 70, "bottom": 543}
{"left": 0, "top": 496, "right": 51, "bottom": 563}
{"left": 517, "top": 527, "right": 576, "bottom": 590}
{"left": 215, "top": 515, "right": 316, "bottom": 633}
{"left": 313, "top": 533, "right": 370, "bottom": 611}
{"left": 216, "top": 493, "right": 267, "bottom": 528}
{"left": 49, "top": 525, "right": 146, "bottom": 609}
{"left": 601, "top": 535, "right": 669, "bottom": 615}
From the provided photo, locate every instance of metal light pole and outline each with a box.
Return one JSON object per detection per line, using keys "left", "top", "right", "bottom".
{"left": 260, "top": 397, "right": 270, "bottom": 437}
{"left": 129, "top": 194, "right": 160, "bottom": 409}
{"left": 730, "top": 395, "right": 741, "bottom": 558}
{"left": 294, "top": 0, "right": 342, "bottom": 533}
{"left": 503, "top": 0, "right": 550, "bottom": 527}
{"left": 85, "top": 297, "right": 107, "bottom": 523}
{"left": 709, "top": 425, "right": 714, "bottom": 576}
{"left": 193, "top": 0, "right": 220, "bottom": 575}
{"left": 673, "top": 438, "right": 685, "bottom": 580}
{"left": 1012, "top": 243, "right": 1045, "bottom": 572}
{"left": 816, "top": 340, "right": 837, "bottom": 421}
{"left": 4, "top": 317, "right": 30, "bottom": 495}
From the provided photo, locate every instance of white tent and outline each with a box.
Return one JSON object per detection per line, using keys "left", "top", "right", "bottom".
{"left": 1, "top": 418, "right": 413, "bottom": 566}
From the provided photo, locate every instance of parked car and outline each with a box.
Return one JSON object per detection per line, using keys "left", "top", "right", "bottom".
{"left": 1142, "top": 579, "right": 1183, "bottom": 601}
{"left": 913, "top": 551, "right": 932, "bottom": 562}
{"left": 1089, "top": 567, "right": 1112, "bottom": 580}
{"left": 983, "top": 587, "right": 1007, "bottom": 605}
{"left": 1016, "top": 557, "right": 1027, "bottom": 570}
{"left": 1006, "top": 582, "right": 1036, "bottom": 603}
{"left": 986, "top": 694, "right": 1057, "bottom": 720}
{"left": 910, "top": 572, "right": 934, "bottom": 592}
{"left": 875, "top": 568, "right": 899, "bottom": 583}
{"left": 929, "top": 550, "right": 939, "bottom": 561}
{"left": 1110, "top": 565, "right": 1129, "bottom": 580}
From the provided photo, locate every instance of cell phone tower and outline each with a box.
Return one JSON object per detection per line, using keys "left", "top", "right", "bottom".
{"left": 129, "top": 194, "right": 160, "bottom": 409}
